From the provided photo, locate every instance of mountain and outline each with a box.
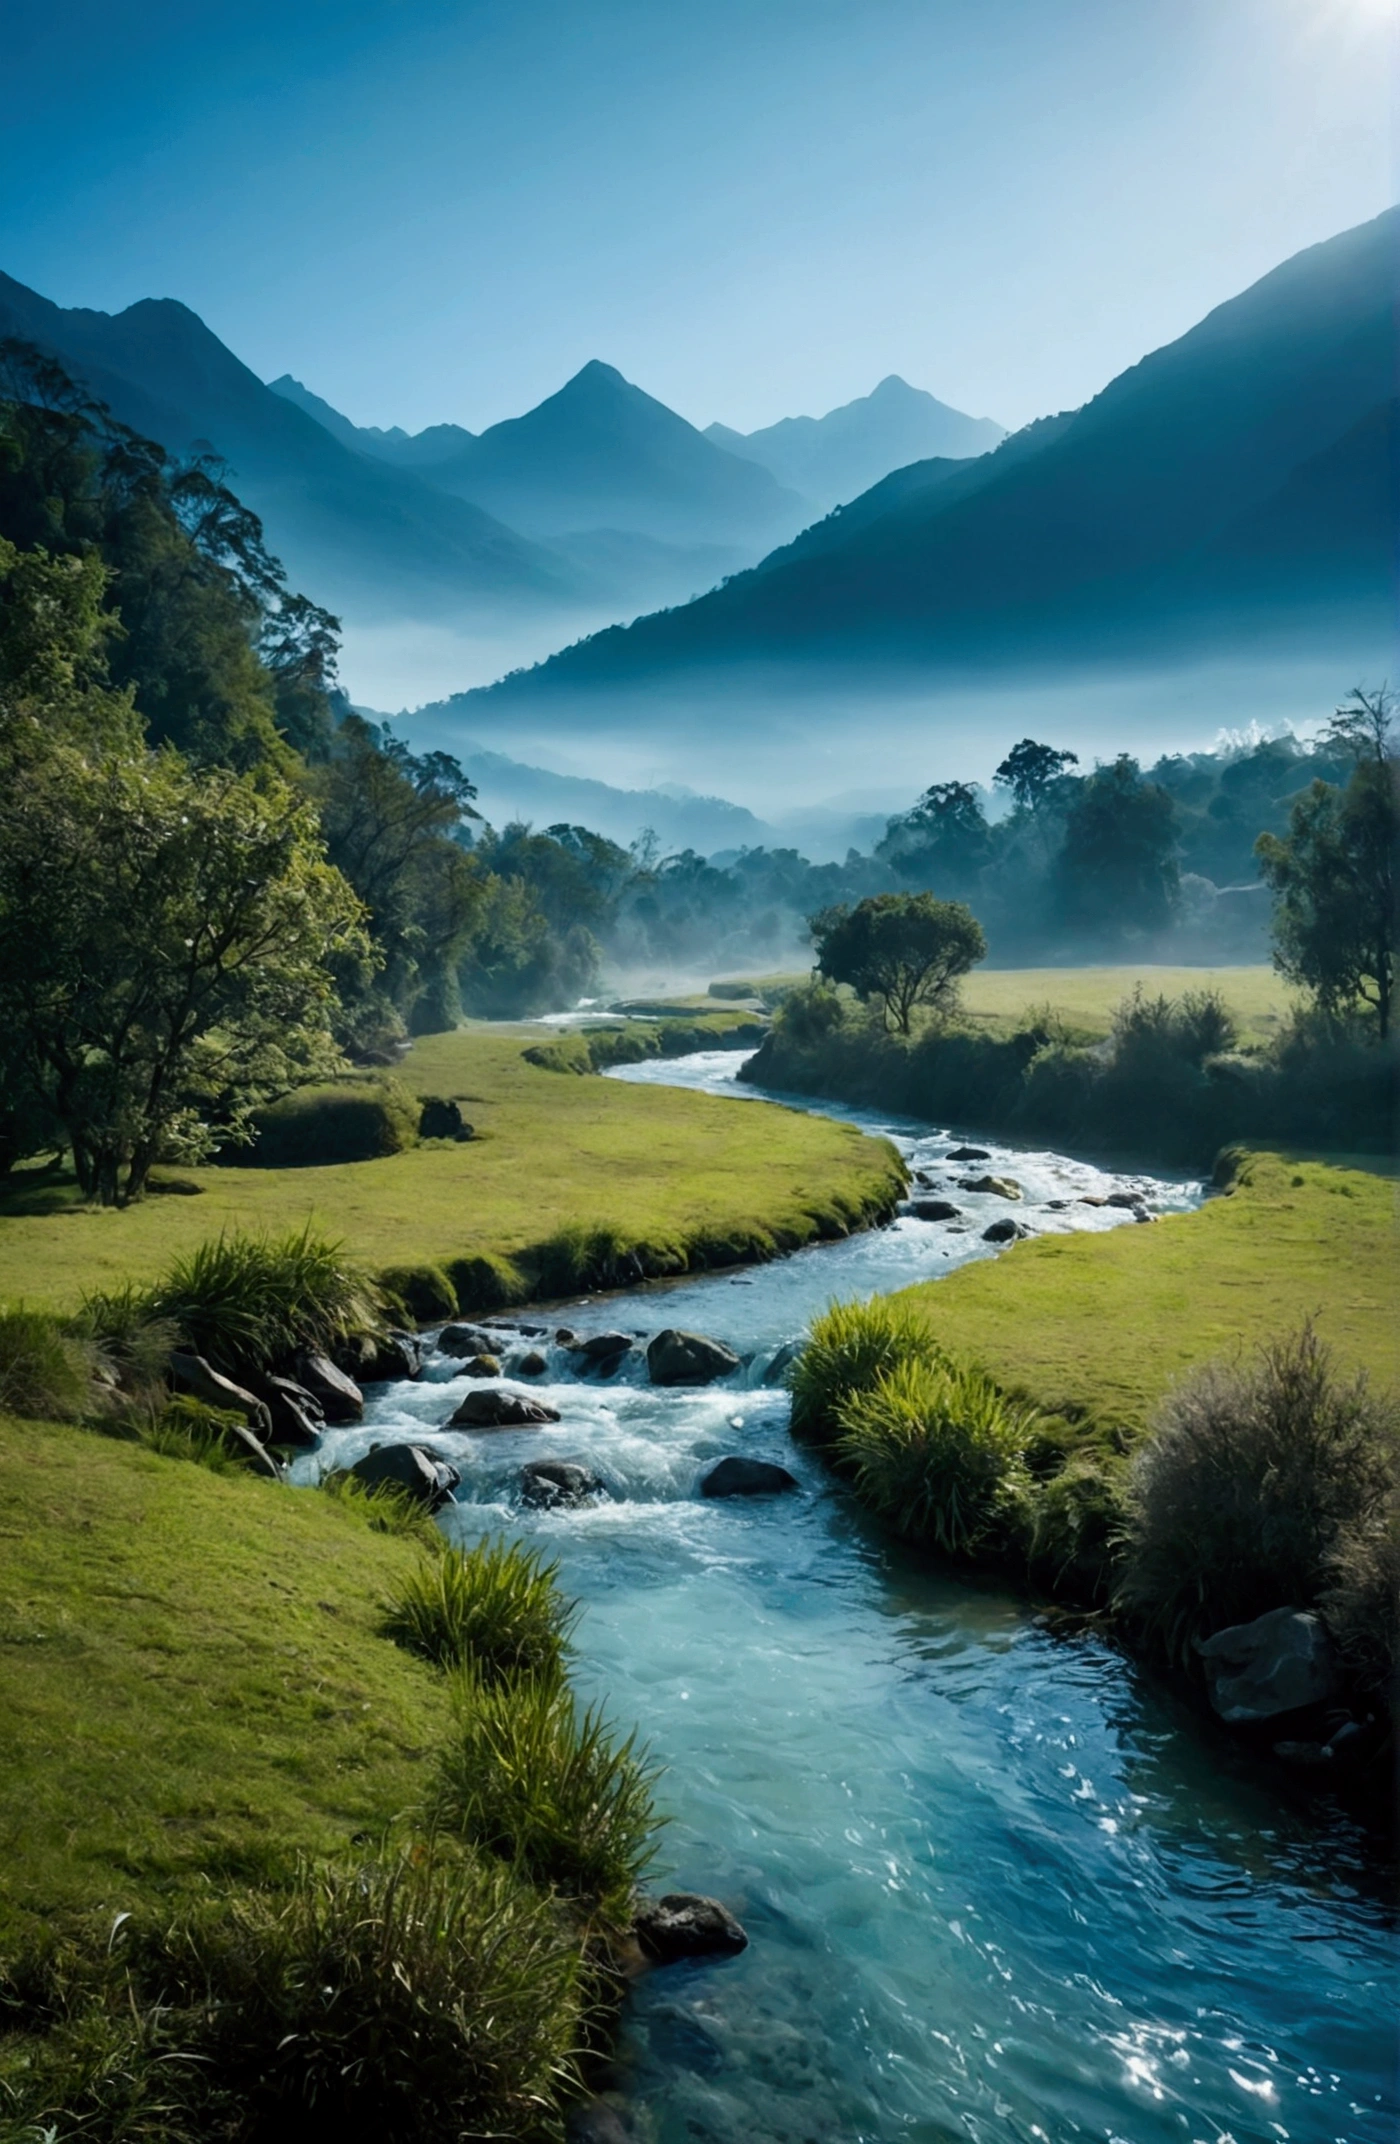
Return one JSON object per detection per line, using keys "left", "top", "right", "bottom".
{"left": 0, "top": 274, "right": 569, "bottom": 622}
{"left": 468, "top": 209, "right": 1398, "bottom": 706}
{"left": 706, "top": 375, "right": 1004, "bottom": 512}
{"left": 338, "top": 360, "right": 809, "bottom": 548}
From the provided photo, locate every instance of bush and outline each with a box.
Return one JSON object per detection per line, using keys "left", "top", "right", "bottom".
{"left": 1322, "top": 1488, "right": 1400, "bottom": 1694}
{"left": 147, "top": 1226, "right": 384, "bottom": 1380}
{"left": 788, "top": 1297, "right": 947, "bottom": 1449}
{"left": 447, "top": 1251, "right": 529, "bottom": 1314}
{"left": 1020, "top": 1454, "right": 1125, "bottom": 1603}
{"left": 76, "top": 1282, "right": 177, "bottom": 1394}
{"left": 532, "top": 1222, "right": 638, "bottom": 1296}
{"left": 433, "top": 1677, "right": 658, "bottom": 1923}
{"left": 0, "top": 1309, "right": 94, "bottom": 1421}
{"left": 835, "top": 1355, "right": 1031, "bottom": 1557}
{"left": 382, "top": 1539, "right": 577, "bottom": 1686}
{"left": 379, "top": 1262, "right": 456, "bottom": 1324}
{"left": 238, "top": 1076, "right": 421, "bottom": 1168}
{"left": 1117, "top": 1324, "right": 1399, "bottom": 1662}
{"left": 0, "top": 1849, "right": 584, "bottom": 2143}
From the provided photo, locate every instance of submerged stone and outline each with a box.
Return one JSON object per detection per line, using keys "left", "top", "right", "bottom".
{"left": 521, "top": 1459, "right": 604, "bottom": 1508}
{"left": 945, "top": 1144, "right": 991, "bottom": 1161}
{"left": 910, "top": 1198, "right": 962, "bottom": 1221}
{"left": 701, "top": 1456, "right": 799, "bottom": 1497}
{"left": 634, "top": 1891, "right": 748, "bottom": 1962}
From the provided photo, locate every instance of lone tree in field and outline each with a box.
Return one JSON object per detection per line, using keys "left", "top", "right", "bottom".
{"left": 811, "top": 893, "right": 986, "bottom": 1035}
{"left": 1256, "top": 686, "right": 1398, "bottom": 1039}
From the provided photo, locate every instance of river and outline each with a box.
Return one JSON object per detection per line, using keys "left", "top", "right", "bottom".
{"left": 295, "top": 1049, "right": 1396, "bottom": 2144}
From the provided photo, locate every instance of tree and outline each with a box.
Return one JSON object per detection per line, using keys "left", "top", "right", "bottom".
{"left": 811, "top": 893, "right": 986, "bottom": 1035}
{"left": 993, "top": 738, "right": 1079, "bottom": 813}
{"left": 1054, "top": 755, "right": 1179, "bottom": 935}
{"left": 1256, "top": 689, "right": 1397, "bottom": 1038}
{"left": 876, "top": 781, "right": 991, "bottom": 892}
{"left": 310, "top": 715, "right": 483, "bottom": 1035}
{"left": 0, "top": 751, "right": 370, "bottom": 1203}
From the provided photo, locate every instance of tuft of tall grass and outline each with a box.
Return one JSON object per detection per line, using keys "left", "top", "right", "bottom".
{"left": 788, "top": 1297, "right": 948, "bottom": 1448}
{"left": 1117, "top": 1322, "right": 1399, "bottom": 1664}
{"left": 0, "top": 1309, "right": 94, "bottom": 1422}
{"left": 1321, "top": 1487, "right": 1400, "bottom": 1695}
{"left": 835, "top": 1355, "right": 1031, "bottom": 1557}
{"left": 382, "top": 1537, "right": 577, "bottom": 1685}
{"left": 139, "top": 1396, "right": 251, "bottom": 1476}
{"left": 145, "top": 1224, "right": 384, "bottom": 1379}
{"left": 77, "top": 1281, "right": 177, "bottom": 1396}
{"left": 320, "top": 1471, "right": 445, "bottom": 1552}
{"left": 532, "top": 1222, "right": 637, "bottom": 1297}
{"left": 433, "top": 1676, "right": 659, "bottom": 1923}
{"left": 0, "top": 1848, "right": 584, "bottom": 2144}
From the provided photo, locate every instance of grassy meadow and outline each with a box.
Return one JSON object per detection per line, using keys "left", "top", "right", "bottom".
{"left": 0, "top": 1024, "right": 904, "bottom": 1313}
{"left": 895, "top": 1151, "right": 1398, "bottom": 1434}
{"left": 0, "top": 1417, "right": 444, "bottom": 1945}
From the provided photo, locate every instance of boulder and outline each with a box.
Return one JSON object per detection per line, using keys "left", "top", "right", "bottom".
{"left": 249, "top": 1373, "right": 324, "bottom": 1449}
{"left": 945, "top": 1145, "right": 991, "bottom": 1161}
{"left": 1076, "top": 1194, "right": 1108, "bottom": 1208}
{"left": 957, "top": 1175, "right": 1023, "bottom": 1200}
{"left": 462, "top": 1353, "right": 502, "bottom": 1378}
{"left": 516, "top": 1349, "right": 549, "bottom": 1377}
{"left": 449, "top": 1387, "right": 561, "bottom": 1430}
{"left": 575, "top": 1331, "right": 634, "bottom": 1364}
{"left": 350, "top": 1329, "right": 423, "bottom": 1383}
{"left": 910, "top": 1199, "right": 962, "bottom": 1222}
{"left": 647, "top": 1329, "right": 741, "bottom": 1386}
{"left": 168, "top": 1352, "right": 273, "bottom": 1440}
{"left": 295, "top": 1352, "right": 364, "bottom": 1425}
{"left": 1105, "top": 1190, "right": 1146, "bottom": 1210}
{"left": 701, "top": 1456, "right": 798, "bottom": 1498}
{"left": 348, "top": 1442, "right": 459, "bottom": 1510}
{"left": 633, "top": 1892, "right": 748, "bottom": 1963}
{"left": 417, "top": 1095, "right": 472, "bottom": 1141}
{"left": 554, "top": 1327, "right": 579, "bottom": 1346}
{"left": 982, "top": 1217, "right": 1028, "bottom": 1245}
{"left": 225, "top": 1423, "right": 286, "bottom": 1480}
{"left": 437, "top": 1322, "right": 498, "bottom": 1358}
{"left": 762, "top": 1340, "right": 800, "bottom": 1386}
{"left": 520, "top": 1459, "right": 604, "bottom": 1509}
{"left": 1197, "top": 1607, "right": 1342, "bottom": 1724}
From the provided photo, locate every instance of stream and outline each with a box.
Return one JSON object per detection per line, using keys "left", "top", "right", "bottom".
{"left": 295, "top": 1050, "right": 1395, "bottom": 2144}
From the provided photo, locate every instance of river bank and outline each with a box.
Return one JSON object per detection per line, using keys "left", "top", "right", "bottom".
{"left": 288, "top": 1058, "right": 1395, "bottom": 2142}
{"left": 0, "top": 1026, "right": 905, "bottom": 1316}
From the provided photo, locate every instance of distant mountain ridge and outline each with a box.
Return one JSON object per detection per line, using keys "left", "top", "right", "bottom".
{"left": 468, "top": 208, "right": 1398, "bottom": 709}
{"left": 706, "top": 375, "right": 1004, "bottom": 512}
{"left": 0, "top": 272, "right": 566, "bottom": 623}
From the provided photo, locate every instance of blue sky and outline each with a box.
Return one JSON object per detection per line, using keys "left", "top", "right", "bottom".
{"left": 2, "top": 0, "right": 1394, "bottom": 436}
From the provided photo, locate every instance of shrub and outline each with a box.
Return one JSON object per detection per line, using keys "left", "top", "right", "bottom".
{"left": 77, "top": 1282, "right": 178, "bottom": 1395}
{"left": 0, "top": 1849, "right": 584, "bottom": 2144}
{"left": 433, "top": 1678, "right": 658, "bottom": 1922}
{"left": 532, "top": 1222, "right": 638, "bottom": 1296}
{"left": 1117, "top": 1324, "right": 1399, "bottom": 1662}
{"left": 237, "top": 1076, "right": 421, "bottom": 1168}
{"left": 788, "top": 1297, "right": 947, "bottom": 1448}
{"left": 774, "top": 979, "right": 847, "bottom": 1050}
{"left": 1321, "top": 1488, "right": 1400, "bottom": 1694}
{"left": 521, "top": 1036, "right": 593, "bottom": 1076}
{"left": 382, "top": 1539, "right": 577, "bottom": 1686}
{"left": 1020, "top": 1454, "right": 1125, "bottom": 1603}
{"left": 379, "top": 1262, "right": 456, "bottom": 1324}
{"left": 447, "top": 1251, "right": 529, "bottom": 1314}
{"left": 835, "top": 1355, "right": 1031, "bottom": 1557}
{"left": 147, "top": 1225, "right": 384, "bottom": 1380}
{"left": 0, "top": 1309, "right": 94, "bottom": 1420}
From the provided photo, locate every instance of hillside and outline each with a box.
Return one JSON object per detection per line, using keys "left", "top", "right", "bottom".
{"left": 0, "top": 273, "right": 569, "bottom": 623}
{"left": 706, "top": 374, "right": 1004, "bottom": 512}
{"left": 469, "top": 208, "right": 1398, "bottom": 702}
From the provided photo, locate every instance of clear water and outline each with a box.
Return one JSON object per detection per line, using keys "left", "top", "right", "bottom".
{"left": 296, "top": 1050, "right": 1397, "bottom": 2144}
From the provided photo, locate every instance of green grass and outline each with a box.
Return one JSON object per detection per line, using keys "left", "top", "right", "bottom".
{"left": 710, "top": 963, "right": 1297, "bottom": 1040}
{"left": 0, "top": 1025, "right": 904, "bottom": 1314}
{"left": 381, "top": 1539, "right": 577, "bottom": 1686}
{"left": 0, "top": 1412, "right": 445, "bottom": 1949}
{"left": 892, "top": 1152, "right": 1398, "bottom": 1437}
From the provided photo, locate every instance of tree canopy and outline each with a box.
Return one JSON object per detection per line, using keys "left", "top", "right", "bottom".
{"left": 811, "top": 893, "right": 986, "bottom": 1034}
